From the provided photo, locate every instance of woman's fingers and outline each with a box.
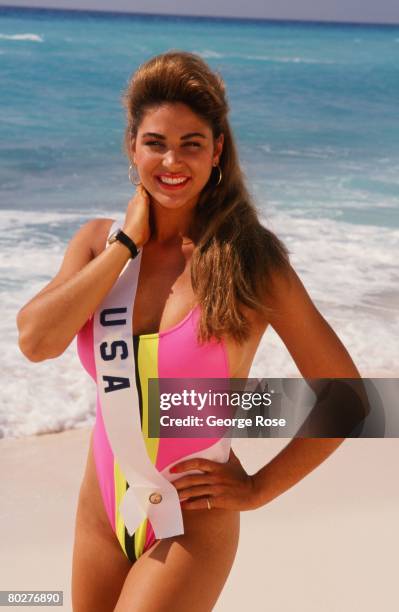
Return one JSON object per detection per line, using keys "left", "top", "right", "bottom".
{"left": 178, "top": 485, "right": 223, "bottom": 501}
{"left": 170, "top": 457, "right": 224, "bottom": 475}
{"left": 180, "top": 497, "right": 216, "bottom": 511}
{"left": 173, "top": 473, "right": 216, "bottom": 491}
{"left": 171, "top": 451, "right": 260, "bottom": 511}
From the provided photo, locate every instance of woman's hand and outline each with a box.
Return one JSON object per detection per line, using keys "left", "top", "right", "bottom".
{"left": 122, "top": 183, "right": 151, "bottom": 249}
{"left": 170, "top": 448, "right": 261, "bottom": 511}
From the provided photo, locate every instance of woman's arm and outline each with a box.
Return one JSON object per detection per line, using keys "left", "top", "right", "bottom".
{"left": 264, "top": 264, "right": 361, "bottom": 379}
{"left": 171, "top": 263, "right": 363, "bottom": 512}
{"left": 16, "top": 218, "right": 141, "bottom": 362}
{"left": 17, "top": 186, "right": 151, "bottom": 362}
{"left": 251, "top": 263, "right": 360, "bottom": 508}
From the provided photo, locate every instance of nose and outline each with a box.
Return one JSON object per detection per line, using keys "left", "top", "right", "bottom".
{"left": 163, "top": 148, "right": 182, "bottom": 167}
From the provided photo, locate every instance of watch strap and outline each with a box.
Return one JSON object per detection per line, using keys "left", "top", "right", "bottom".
{"left": 111, "top": 229, "right": 140, "bottom": 259}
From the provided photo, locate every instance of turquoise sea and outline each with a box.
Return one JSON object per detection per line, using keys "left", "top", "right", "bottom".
{"left": 1, "top": 7, "right": 398, "bottom": 436}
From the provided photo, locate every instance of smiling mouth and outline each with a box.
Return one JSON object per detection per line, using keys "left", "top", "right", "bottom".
{"left": 156, "top": 176, "right": 191, "bottom": 189}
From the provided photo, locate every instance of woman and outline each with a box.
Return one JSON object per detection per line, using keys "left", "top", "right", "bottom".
{"left": 17, "top": 50, "right": 360, "bottom": 611}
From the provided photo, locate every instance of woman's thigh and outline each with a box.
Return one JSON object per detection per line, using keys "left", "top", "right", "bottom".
{"left": 71, "top": 432, "right": 133, "bottom": 611}
{"left": 71, "top": 498, "right": 132, "bottom": 611}
{"left": 114, "top": 509, "right": 240, "bottom": 612}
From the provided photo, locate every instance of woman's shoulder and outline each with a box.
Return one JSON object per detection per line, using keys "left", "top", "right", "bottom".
{"left": 261, "top": 261, "right": 322, "bottom": 334}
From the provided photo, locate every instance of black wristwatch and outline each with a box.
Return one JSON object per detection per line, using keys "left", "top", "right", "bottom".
{"left": 107, "top": 229, "right": 140, "bottom": 259}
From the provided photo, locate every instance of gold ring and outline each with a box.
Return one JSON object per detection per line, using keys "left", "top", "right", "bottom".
{"left": 206, "top": 497, "right": 212, "bottom": 510}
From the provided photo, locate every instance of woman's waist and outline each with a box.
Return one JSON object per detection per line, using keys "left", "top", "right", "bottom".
{"left": 93, "top": 419, "right": 231, "bottom": 480}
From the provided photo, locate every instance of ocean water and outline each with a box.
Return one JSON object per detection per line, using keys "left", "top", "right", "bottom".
{"left": 1, "top": 7, "right": 398, "bottom": 438}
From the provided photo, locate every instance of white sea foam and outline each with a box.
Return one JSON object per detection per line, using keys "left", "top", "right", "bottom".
{"left": 194, "top": 49, "right": 223, "bottom": 58}
{"left": 1, "top": 208, "right": 397, "bottom": 438}
{"left": 260, "top": 144, "right": 272, "bottom": 153}
{"left": 277, "top": 148, "right": 331, "bottom": 159}
{"left": 0, "top": 33, "right": 44, "bottom": 42}
{"left": 193, "top": 49, "right": 336, "bottom": 65}
{"left": 244, "top": 54, "right": 337, "bottom": 65}
{"left": 260, "top": 144, "right": 350, "bottom": 160}
{"left": 252, "top": 210, "right": 399, "bottom": 378}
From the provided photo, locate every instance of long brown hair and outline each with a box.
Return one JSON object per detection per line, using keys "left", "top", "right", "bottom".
{"left": 122, "top": 50, "right": 290, "bottom": 345}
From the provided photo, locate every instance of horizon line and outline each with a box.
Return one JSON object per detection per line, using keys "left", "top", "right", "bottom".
{"left": 1, "top": 4, "right": 399, "bottom": 28}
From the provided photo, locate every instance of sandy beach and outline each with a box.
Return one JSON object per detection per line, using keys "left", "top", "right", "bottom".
{"left": 1, "top": 7, "right": 399, "bottom": 611}
{"left": 1, "top": 427, "right": 398, "bottom": 611}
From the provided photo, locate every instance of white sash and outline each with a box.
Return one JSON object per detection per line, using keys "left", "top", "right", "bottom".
{"left": 93, "top": 220, "right": 184, "bottom": 539}
{"left": 93, "top": 220, "right": 231, "bottom": 539}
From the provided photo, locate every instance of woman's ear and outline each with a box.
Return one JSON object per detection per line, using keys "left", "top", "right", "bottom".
{"left": 130, "top": 137, "right": 136, "bottom": 165}
{"left": 214, "top": 133, "right": 224, "bottom": 163}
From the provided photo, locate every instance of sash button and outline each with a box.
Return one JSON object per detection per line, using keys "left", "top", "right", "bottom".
{"left": 149, "top": 492, "right": 163, "bottom": 504}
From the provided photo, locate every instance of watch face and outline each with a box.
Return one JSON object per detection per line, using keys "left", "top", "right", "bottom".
{"left": 108, "top": 229, "right": 119, "bottom": 243}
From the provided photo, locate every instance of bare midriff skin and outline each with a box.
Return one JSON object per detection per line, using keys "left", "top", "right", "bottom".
{"left": 72, "top": 218, "right": 267, "bottom": 612}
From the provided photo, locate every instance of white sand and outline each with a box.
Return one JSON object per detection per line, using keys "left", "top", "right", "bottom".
{"left": 1, "top": 428, "right": 398, "bottom": 611}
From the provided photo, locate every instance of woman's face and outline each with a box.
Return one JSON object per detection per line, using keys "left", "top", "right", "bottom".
{"left": 131, "top": 102, "right": 224, "bottom": 210}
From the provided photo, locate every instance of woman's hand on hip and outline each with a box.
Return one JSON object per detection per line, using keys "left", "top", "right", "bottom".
{"left": 170, "top": 448, "right": 261, "bottom": 511}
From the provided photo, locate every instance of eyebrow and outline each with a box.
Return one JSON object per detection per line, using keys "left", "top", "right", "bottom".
{"left": 141, "top": 132, "right": 207, "bottom": 140}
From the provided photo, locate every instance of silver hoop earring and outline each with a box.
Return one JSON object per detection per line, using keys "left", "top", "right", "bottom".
{"left": 128, "top": 163, "right": 141, "bottom": 186}
{"left": 214, "top": 164, "right": 222, "bottom": 186}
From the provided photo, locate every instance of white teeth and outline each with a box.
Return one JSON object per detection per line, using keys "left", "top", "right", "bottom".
{"left": 159, "top": 176, "right": 188, "bottom": 185}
